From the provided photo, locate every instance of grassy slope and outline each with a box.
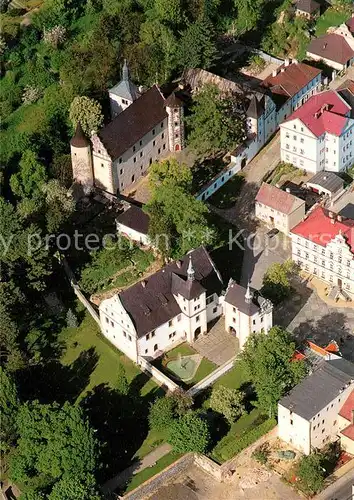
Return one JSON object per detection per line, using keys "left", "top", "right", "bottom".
{"left": 315, "top": 8, "right": 350, "bottom": 36}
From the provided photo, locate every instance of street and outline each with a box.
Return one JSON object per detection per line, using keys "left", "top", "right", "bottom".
{"left": 316, "top": 469, "right": 354, "bottom": 500}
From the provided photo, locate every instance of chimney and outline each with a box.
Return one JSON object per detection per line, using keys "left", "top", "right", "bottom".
{"left": 337, "top": 215, "right": 343, "bottom": 222}
{"left": 286, "top": 187, "right": 291, "bottom": 193}
{"left": 141, "top": 280, "right": 147, "bottom": 288}
{"left": 281, "top": 68, "right": 285, "bottom": 73}
{"left": 272, "top": 69, "right": 277, "bottom": 77}
{"left": 323, "top": 42, "right": 327, "bottom": 49}
{"left": 285, "top": 58, "right": 290, "bottom": 67}
{"left": 329, "top": 211, "right": 334, "bottom": 219}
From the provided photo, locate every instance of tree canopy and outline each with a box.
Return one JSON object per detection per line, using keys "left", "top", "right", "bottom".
{"left": 168, "top": 412, "right": 210, "bottom": 453}
{"left": 241, "top": 326, "right": 307, "bottom": 416}
{"left": 210, "top": 385, "right": 245, "bottom": 424}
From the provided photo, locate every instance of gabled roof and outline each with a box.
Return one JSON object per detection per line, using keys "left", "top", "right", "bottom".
{"left": 98, "top": 85, "right": 167, "bottom": 161}
{"left": 339, "top": 390, "right": 354, "bottom": 422}
{"left": 291, "top": 206, "right": 354, "bottom": 253}
{"left": 256, "top": 183, "right": 305, "bottom": 215}
{"left": 307, "top": 33, "right": 354, "bottom": 65}
{"left": 116, "top": 205, "right": 150, "bottom": 235}
{"left": 224, "top": 280, "right": 272, "bottom": 316}
{"left": 118, "top": 246, "right": 223, "bottom": 337}
{"left": 296, "top": 0, "right": 320, "bottom": 13}
{"left": 262, "top": 62, "right": 321, "bottom": 99}
{"left": 283, "top": 90, "right": 351, "bottom": 138}
{"left": 306, "top": 171, "right": 344, "bottom": 194}
{"left": 279, "top": 358, "right": 354, "bottom": 420}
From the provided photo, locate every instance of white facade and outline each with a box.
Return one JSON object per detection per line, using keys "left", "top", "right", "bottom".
{"left": 116, "top": 222, "right": 150, "bottom": 246}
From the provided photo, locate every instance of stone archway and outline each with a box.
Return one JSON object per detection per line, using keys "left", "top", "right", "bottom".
{"left": 194, "top": 326, "right": 201, "bottom": 340}
{"left": 229, "top": 326, "right": 236, "bottom": 336}
{"left": 175, "top": 144, "right": 180, "bottom": 151}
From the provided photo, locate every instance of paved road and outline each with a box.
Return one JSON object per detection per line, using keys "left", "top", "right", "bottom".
{"left": 316, "top": 468, "right": 354, "bottom": 500}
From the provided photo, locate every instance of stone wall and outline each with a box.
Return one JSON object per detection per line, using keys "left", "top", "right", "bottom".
{"left": 187, "top": 356, "right": 237, "bottom": 397}
{"left": 138, "top": 356, "right": 180, "bottom": 392}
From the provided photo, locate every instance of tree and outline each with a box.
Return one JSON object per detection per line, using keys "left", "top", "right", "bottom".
{"left": 69, "top": 96, "right": 103, "bottom": 136}
{"left": 262, "top": 259, "right": 298, "bottom": 304}
{"left": 41, "top": 179, "right": 74, "bottom": 232}
{"left": 66, "top": 308, "right": 78, "bottom": 328}
{"left": 179, "top": 16, "right": 217, "bottom": 70}
{"left": 232, "top": 0, "right": 264, "bottom": 36}
{"left": 148, "top": 396, "right": 175, "bottom": 432}
{"left": 0, "top": 367, "right": 19, "bottom": 452}
{"left": 210, "top": 385, "right": 245, "bottom": 424}
{"left": 154, "top": 0, "right": 183, "bottom": 27}
{"left": 168, "top": 389, "right": 193, "bottom": 417}
{"left": 168, "top": 412, "right": 210, "bottom": 453}
{"left": 241, "top": 326, "right": 307, "bottom": 416}
{"left": 297, "top": 452, "right": 325, "bottom": 494}
{"left": 10, "top": 401, "right": 100, "bottom": 492}
{"left": 187, "top": 84, "right": 247, "bottom": 157}
{"left": 49, "top": 474, "right": 102, "bottom": 500}
{"left": 116, "top": 361, "right": 129, "bottom": 395}
{"left": 43, "top": 25, "right": 67, "bottom": 48}
{"left": 10, "top": 150, "right": 47, "bottom": 201}
{"left": 145, "top": 159, "right": 214, "bottom": 257}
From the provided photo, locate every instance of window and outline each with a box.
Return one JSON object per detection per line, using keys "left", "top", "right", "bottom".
{"left": 154, "top": 344, "right": 158, "bottom": 351}
{"left": 233, "top": 307, "right": 236, "bottom": 313}
{"left": 261, "top": 316, "right": 264, "bottom": 323}
{"left": 101, "top": 163, "right": 104, "bottom": 168}
{"left": 133, "top": 157, "right": 136, "bottom": 163}
{"left": 252, "top": 319, "right": 256, "bottom": 325}
{"left": 169, "top": 332, "right": 176, "bottom": 339}
{"left": 140, "top": 140, "right": 143, "bottom": 146}
{"left": 133, "top": 146, "right": 136, "bottom": 152}
{"left": 120, "top": 168, "right": 123, "bottom": 174}
{"left": 163, "top": 144, "right": 166, "bottom": 150}
{"left": 206, "top": 295, "right": 214, "bottom": 305}
{"left": 140, "top": 151, "right": 143, "bottom": 158}
{"left": 152, "top": 129, "right": 155, "bottom": 135}
{"left": 145, "top": 349, "right": 148, "bottom": 354}
{"left": 196, "top": 315, "right": 200, "bottom": 322}
{"left": 146, "top": 333, "right": 150, "bottom": 340}
{"left": 158, "top": 148, "right": 161, "bottom": 154}
{"left": 151, "top": 330, "right": 155, "bottom": 337}
{"left": 119, "top": 158, "right": 122, "bottom": 164}
{"left": 213, "top": 307, "right": 217, "bottom": 313}
{"left": 232, "top": 317, "right": 236, "bottom": 323}
{"left": 168, "top": 320, "right": 173, "bottom": 327}
{"left": 128, "top": 335, "right": 132, "bottom": 341}
{"left": 110, "top": 321, "right": 114, "bottom": 327}
{"left": 123, "top": 331, "right": 127, "bottom": 337}
{"left": 162, "top": 133, "right": 165, "bottom": 139}
{"left": 105, "top": 317, "right": 109, "bottom": 323}
{"left": 153, "top": 140, "right": 156, "bottom": 146}
{"left": 290, "top": 419, "right": 293, "bottom": 425}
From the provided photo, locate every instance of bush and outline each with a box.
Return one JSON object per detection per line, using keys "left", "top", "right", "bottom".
{"left": 168, "top": 412, "right": 210, "bottom": 454}
{"left": 297, "top": 452, "right": 326, "bottom": 495}
{"left": 218, "top": 418, "right": 276, "bottom": 461}
{"left": 148, "top": 396, "right": 175, "bottom": 432}
{"left": 210, "top": 385, "right": 245, "bottom": 424}
{"left": 252, "top": 442, "right": 270, "bottom": 465}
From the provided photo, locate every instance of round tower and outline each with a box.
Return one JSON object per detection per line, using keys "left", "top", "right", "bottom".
{"left": 165, "top": 92, "right": 185, "bottom": 152}
{"left": 70, "top": 122, "right": 94, "bottom": 189}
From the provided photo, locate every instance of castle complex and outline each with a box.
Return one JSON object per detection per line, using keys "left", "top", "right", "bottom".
{"left": 70, "top": 61, "right": 185, "bottom": 195}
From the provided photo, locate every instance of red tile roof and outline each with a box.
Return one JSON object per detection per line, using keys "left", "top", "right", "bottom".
{"left": 256, "top": 183, "right": 304, "bottom": 215}
{"left": 341, "top": 424, "right": 354, "bottom": 441}
{"left": 284, "top": 90, "right": 350, "bottom": 138}
{"left": 339, "top": 390, "right": 354, "bottom": 422}
{"left": 262, "top": 62, "right": 321, "bottom": 99}
{"left": 307, "top": 33, "right": 354, "bottom": 65}
{"left": 292, "top": 350, "right": 306, "bottom": 361}
{"left": 325, "top": 341, "right": 340, "bottom": 354}
{"left": 291, "top": 206, "right": 354, "bottom": 253}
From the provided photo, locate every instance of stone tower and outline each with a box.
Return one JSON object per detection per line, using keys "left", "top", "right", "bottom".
{"left": 70, "top": 122, "right": 94, "bottom": 189}
{"left": 108, "top": 60, "right": 140, "bottom": 118}
{"left": 165, "top": 92, "right": 185, "bottom": 152}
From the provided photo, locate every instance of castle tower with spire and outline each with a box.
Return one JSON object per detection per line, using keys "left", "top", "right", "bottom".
{"left": 70, "top": 122, "right": 93, "bottom": 190}
{"left": 164, "top": 91, "right": 185, "bottom": 152}
{"left": 109, "top": 60, "right": 141, "bottom": 118}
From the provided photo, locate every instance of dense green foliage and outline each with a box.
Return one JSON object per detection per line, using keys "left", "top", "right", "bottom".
{"left": 210, "top": 385, "right": 245, "bottom": 424}
{"left": 296, "top": 452, "right": 326, "bottom": 494}
{"left": 168, "top": 412, "right": 210, "bottom": 453}
{"left": 262, "top": 259, "right": 298, "bottom": 304}
{"left": 241, "top": 326, "right": 307, "bottom": 416}
{"left": 145, "top": 159, "right": 215, "bottom": 257}
{"left": 148, "top": 390, "right": 193, "bottom": 431}
{"left": 0, "top": 367, "right": 19, "bottom": 452}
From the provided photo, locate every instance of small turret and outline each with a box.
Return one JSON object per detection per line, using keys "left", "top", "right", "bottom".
{"left": 165, "top": 91, "right": 185, "bottom": 152}
{"left": 70, "top": 122, "right": 93, "bottom": 189}
{"left": 245, "top": 282, "right": 253, "bottom": 304}
{"left": 187, "top": 255, "right": 195, "bottom": 281}
{"left": 109, "top": 59, "right": 140, "bottom": 118}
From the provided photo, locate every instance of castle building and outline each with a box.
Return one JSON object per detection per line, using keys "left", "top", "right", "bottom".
{"left": 99, "top": 247, "right": 273, "bottom": 364}
{"left": 70, "top": 61, "right": 185, "bottom": 196}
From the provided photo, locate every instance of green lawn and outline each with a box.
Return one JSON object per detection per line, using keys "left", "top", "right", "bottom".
{"left": 208, "top": 174, "right": 245, "bottom": 209}
{"left": 213, "top": 360, "right": 250, "bottom": 390}
{"left": 153, "top": 343, "right": 217, "bottom": 389}
{"left": 315, "top": 8, "right": 351, "bottom": 36}
{"left": 59, "top": 312, "right": 158, "bottom": 399}
{"left": 125, "top": 452, "right": 182, "bottom": 493}
{"left": 211, "top": 408, "right": 265, "bottom": 463}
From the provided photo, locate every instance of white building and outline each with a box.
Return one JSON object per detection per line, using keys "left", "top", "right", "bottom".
{"left": 116, "top": 204, "right": 150, "bottom": 246}
{"left": 99, "top": 247, "right": 273, "bottom": 364}
{"left": 278, "top": 357, "right": 354, "bottom": 455}
{"left": 223, "top": 280, "right": 273, "bottom": 349}
{"left": 70, "top": 62, "right": 185, "bottom": 196}
{"left": 261, "top": 60, "right": 322, "bottom": 125}
{"left": 255, "top": 182, "right": 306, "bottom": 234}
{"left": 280, "top": 89, "right": 354, "bottom": 174}
{"left": 290, "top": 206, "right": 354, "bottom": 299}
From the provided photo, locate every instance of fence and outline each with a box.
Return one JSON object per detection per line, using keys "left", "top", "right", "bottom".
{"left": 187, "top": 356, "right": 237, "bottom": 397}
{"left": 138, "top": 356, "right": 180, "bottom": 392}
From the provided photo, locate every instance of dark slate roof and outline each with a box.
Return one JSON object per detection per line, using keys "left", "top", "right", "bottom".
{"left": 224, "top": 280, "right": 270, "bottom": 316}
{"left": 280, "top": 358, "right": 354, "bottom": 420}
{"left": 116, "top": 205, "right": 150, "bottom": 235}
{"left": 164, "top": 92, "right": 183, "bottom": 108}
{"left": 296, "top": 0, "right": 320, "bottom": 13}
{"left": 306, "top": 171, "right": 344, "bottom": 194}
{"left": 98, "top": 85, "right": 167, "bottom": 161}
{"left": 70, "top": 122, "right": 90, "bottom": 148}
{"left": 119, "top": 246, "right": 223, "bottom": 337}
{"left": 247, "top": 95, "right": 265, "bottom": 119}
{"left": 109, "top": 60, "right": 140, "bottom": 102}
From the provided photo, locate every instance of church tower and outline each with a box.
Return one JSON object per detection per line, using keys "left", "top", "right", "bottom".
{"left": 108, "top": 60, "right": 140, "bottom": 118}
{"left": 164, "top": 92, "right": 185, "bottom": 152}
{"left": 70, "top": 122, "right": 94, "bottom": 189}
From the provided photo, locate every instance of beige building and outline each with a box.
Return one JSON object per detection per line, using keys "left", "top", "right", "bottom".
{"left": 291, "top": 206, "right": 354, "bottom": 300}
{"left": 70, "top": 62, "right": 185, "bottom": 196}
{"left": 278, "top": 358, "right": 354, "bottom": 455}
{"left": 255, "top": 183, "right": 306, "bottom": 234}
{"left": 295, "top": 0, "right": 320, "bottom": 19}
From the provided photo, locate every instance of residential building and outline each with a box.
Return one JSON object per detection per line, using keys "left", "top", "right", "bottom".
{"left": 290, "top": 206, "right": 354, "bottom": 299}
{"left": 116, "top": 204, "right": 150, "bottom": 246}
{"left": 295, "top": 0, "right": 320, "bottom": 19}
{"left": 223, "top": 280, "right": 273, "bottom": 349}
{"left": 70, "top": 62, "right": 185, "bottom": 195}
{"left": 99, "top": 247, "right": 273, "bottom": 363}
{"left": 306, "top": 16, "right": 354, "bottom": 71}
{"left": 280, "top": 90, "right": 354, "bottom": 173}
{"left": 278, "top": 357, "right": 354, "bottom": 455}
{"left": 261, "top": 60, "right": 322, "bottom": 124}
{"left": 255, "top": 182, "right": 306, "bottom": 234}
{"left": 305, "top": 171, "right": 344, "bottom": 198}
